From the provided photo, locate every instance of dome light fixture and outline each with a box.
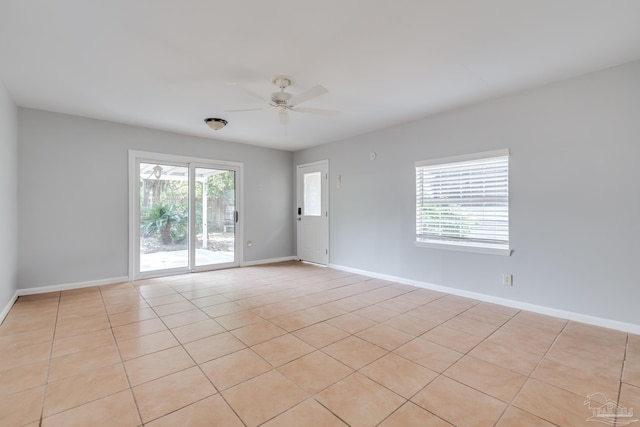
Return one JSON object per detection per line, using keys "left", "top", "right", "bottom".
{"left": 204, "top": 118, "right": 228, "bottom": 130}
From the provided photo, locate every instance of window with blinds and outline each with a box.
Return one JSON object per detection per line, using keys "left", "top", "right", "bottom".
{"left": 415, "top": 149, "right": 510, "bottom": 255}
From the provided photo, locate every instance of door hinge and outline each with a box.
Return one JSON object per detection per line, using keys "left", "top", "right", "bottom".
{"left": 325, "top": 173, "right": 328, "bottom": 180}
{"left": 235, "top": 211, "right": 239, "bottom": 223}
{"left": 326, "top": 249, "right": 328, "bottom": 255}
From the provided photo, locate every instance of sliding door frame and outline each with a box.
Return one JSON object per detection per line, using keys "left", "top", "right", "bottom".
{"left": 128, "top": 150, "right": 244, "bottom": 280}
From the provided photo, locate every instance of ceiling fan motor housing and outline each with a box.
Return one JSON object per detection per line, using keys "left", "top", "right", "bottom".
{"left": 272, "top": 75, "right": 294, "bottom": 89}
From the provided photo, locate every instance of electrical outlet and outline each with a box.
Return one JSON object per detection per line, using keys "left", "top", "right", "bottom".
{"left": 502, "top": 274, "right": 513, "bottom": 286}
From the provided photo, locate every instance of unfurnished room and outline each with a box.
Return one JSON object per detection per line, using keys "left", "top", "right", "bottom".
{"left": 0, "top": 1, "right": 639, "bottom": 426}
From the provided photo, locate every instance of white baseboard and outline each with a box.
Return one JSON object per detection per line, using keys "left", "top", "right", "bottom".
{"left": 329, "top": 263, "right": 640, "bottom": 335}
{"left": 9, "top": 259, "right": 298, "bottom": 304}
{"left": 241, "top": 256, "right": 297, "bottom": 267}
{"left": 9, "top": 262, "right": 637, "bottom": 335}
{"left": 0, "top": 291, "right": 19, "bottom": 326}
{"left": 16, "top": 276, "right": 130, "bottom": 297}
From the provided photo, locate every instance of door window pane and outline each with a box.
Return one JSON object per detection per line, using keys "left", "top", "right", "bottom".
{"left": 194, "top": 168, "right": 236, "bottom": 266}
{"left": 304, "top": 172, "right": 322, "bottom": 216}
{"left": 139, "top": 163, "right": 189, "bottom": 272}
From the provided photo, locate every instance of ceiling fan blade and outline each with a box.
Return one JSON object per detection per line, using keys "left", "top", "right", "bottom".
{"left": 288, "top": 84, "right": 328, "bottom": 107}
{"left": 227, "top": 83, "right": 268, "bottom": 103}
{"left": 292, "top": 107, "right": 341, "bottom": 116}
{"left": 279, "top": 109, "right": 290, "bottom": 125}
{"left": 224, "top": 107, "right": 266, "bottom": 112}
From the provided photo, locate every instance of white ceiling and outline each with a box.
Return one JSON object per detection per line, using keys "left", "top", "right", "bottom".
{"left": 1, "top": 1, "right": 640, "bottom": 151}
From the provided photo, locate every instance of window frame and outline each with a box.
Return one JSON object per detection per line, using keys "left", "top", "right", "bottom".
{"left": 415, "top": 149, "right": 511, "bottom": 256}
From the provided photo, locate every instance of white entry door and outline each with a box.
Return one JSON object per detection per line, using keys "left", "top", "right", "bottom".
{"left": 296, "top": 160, "right": 329, "bottom": 265}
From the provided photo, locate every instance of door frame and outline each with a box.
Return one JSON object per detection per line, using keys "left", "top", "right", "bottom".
{"left": 296, "top": 159, "right": 330, "bottom": 265}
{"left": 128, "top": 150, "right": 244, "bottom": 280}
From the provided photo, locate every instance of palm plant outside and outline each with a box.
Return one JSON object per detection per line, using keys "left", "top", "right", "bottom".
{"left": 140, "top": 204, "right": 187, "bottom": 245}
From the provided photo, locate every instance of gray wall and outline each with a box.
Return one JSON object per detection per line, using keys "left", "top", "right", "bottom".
{"left": 294, "top": 60, "right": 640, "bottom": 326}
{"left": 18, "top": 109, "right": 294, "bottom": 288}
{"left": 0, "top": 80, "right": 18, "bottom": 310}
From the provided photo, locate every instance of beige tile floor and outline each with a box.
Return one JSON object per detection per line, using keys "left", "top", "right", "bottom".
{"left": 0, "top": 261, "right": 638, "bottom": 426}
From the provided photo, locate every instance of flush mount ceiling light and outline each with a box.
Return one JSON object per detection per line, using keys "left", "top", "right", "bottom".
{"left": 204, "top": 118, "right": 227, "bottom": 130}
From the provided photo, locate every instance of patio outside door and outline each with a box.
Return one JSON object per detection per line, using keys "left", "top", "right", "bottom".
{"left": 131, "top": 152, "right": 241, "bottom": 279}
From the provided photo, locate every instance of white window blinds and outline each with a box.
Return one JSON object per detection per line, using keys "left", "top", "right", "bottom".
{"left": 416, "top": 150, "right": 509, "bottom": 253}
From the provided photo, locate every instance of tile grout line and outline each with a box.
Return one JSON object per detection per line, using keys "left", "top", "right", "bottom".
{"left": 139, "top": 277, "right": 258, "bottom": 426}
{"left": 100, "top": 281, "right": 145, "bottom": 427}
{"left": 201, "top": 273, "right": 402, "bottom": 425}
{"left": 52, "top": 270, "right": 337, "bottom": 425}
{"left": 38, "top": 290, "right": 62, "bottom": 427}
{"left": 389, "top": 306, "right": 562, "bottom": 426}
{"left": 134, "top": 281, "right": 219, "bottom": 426}
{"left": 616, "top": 333, "right": 629, "bottom": 427}
{"left": 505, "top": 316, "right": 570, "bottom": 425}
{"left": 40, "top": 289, "right": 123, "bottom": 424}
{"left": 498, "top": 318, "right": 571, "bottom": 427}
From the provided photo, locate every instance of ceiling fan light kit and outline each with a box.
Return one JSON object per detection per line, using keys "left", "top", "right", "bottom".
{"left": 204, "top": 117, "right": 228, "bottom": 130}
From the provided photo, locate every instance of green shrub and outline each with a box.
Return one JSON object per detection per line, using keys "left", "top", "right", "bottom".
{"left": 141, "top": 204, "right": 187, "bottom": 245}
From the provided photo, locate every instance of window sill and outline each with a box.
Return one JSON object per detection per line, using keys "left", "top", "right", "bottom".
{"left": 416, "top": 240, "right": 512, "bottom": 256}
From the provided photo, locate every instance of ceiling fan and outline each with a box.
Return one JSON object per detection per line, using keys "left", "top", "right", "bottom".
{"left": 225, "top": 75, "right": 340, "bottom": 125}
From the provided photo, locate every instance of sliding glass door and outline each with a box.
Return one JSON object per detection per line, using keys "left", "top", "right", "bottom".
{"left": 131, "top": 152, "right": 241, "bottom": 279}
